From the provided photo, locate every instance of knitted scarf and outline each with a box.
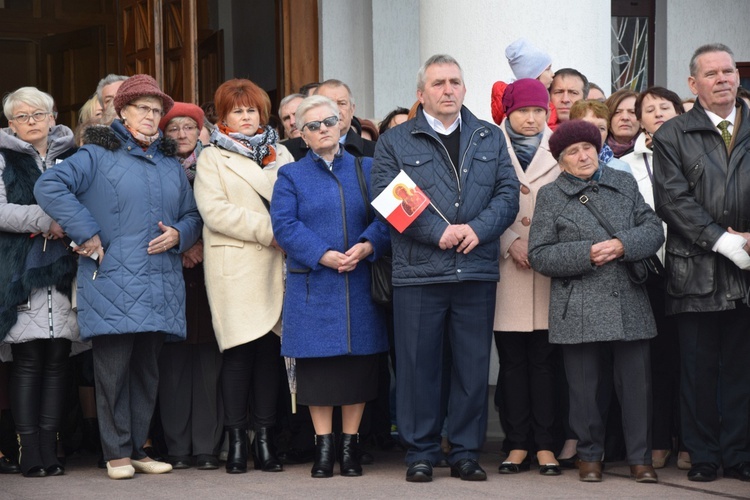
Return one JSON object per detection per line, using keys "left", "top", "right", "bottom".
{"left": 605, "top": 135, "right": 635, "bottom": 158}
{"left": 0, "top": 149, "right": 77, "bottom": 340}
{"left": 212, "top": 124, "right": 278, "bottom": 167}
{"left": 599, "top": 143, "right": 615, "bottom": 164}
{"left": 506, "top": 123, "right": 542, "bottom": 171}
{"left": 178, "top": 142, "right": 203, "bottom": 181}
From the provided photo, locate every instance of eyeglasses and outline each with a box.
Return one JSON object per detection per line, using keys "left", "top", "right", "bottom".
{"left": 129, "top": 104, "right": 163, "bottom": 117}
{"left": 11, "top": 111, "right": 50, "bottom": 124}
{"left": 301, "top": 115, "right": 339, "bottom": 132}
{"left": 166, "top": 125, "right": 198, "bottom": 134}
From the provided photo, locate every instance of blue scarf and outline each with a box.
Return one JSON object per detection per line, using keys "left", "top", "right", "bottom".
{"left": 599, "top": 143, "right": 614, "bottom": 164}
{"left": 506, "top": 123, "right": 542, "bottom": 171}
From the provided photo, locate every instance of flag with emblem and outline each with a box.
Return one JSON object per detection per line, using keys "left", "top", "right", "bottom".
{"left": 372, "top": 170, "right": 431, "bottom": 233}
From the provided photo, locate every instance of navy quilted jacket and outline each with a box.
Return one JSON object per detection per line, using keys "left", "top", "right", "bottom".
{"left": 371, "top": 106, "right": 519, "bottom": 285}
{"left": 33, "top": 121, "right": 202, "bottom": 341}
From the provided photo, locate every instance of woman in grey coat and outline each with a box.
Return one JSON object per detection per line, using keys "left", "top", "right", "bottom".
{"left": 0, "top": 87, "right": 79, "bottom": 477}
{"left": 528, "top": 120, "right": 663, "bottom": 484}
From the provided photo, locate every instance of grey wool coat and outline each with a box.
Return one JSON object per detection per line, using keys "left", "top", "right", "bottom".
{"left": 527, "top": 165, "right": 663, "bottom": 345}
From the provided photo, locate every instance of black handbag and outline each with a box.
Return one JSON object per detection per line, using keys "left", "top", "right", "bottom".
{"left": 354, "top": 157, "right": 393, "bottom": 305}
{"left": 578, "top": 194, "right": 666, "bottom": 287}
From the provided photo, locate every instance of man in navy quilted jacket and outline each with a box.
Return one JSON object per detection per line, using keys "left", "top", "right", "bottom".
{"left": 371, "top": 54, "right": 519, "bottom": 483}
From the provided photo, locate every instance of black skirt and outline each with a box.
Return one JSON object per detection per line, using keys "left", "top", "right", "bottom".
{"left": 296, "top": 354, "right": 378, "bottom": 406}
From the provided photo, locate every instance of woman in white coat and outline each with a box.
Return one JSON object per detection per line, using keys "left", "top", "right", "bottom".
{"left": 194, "top": 79, "right": 293, "bottom": 474}
{"left": 493, "top": 79, "right": 561, "bottom": 476}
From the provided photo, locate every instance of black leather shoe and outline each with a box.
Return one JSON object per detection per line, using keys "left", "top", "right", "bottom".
{"left": 688, "top": 462, "right": 718, "bottom": 482}
{"left": 225, "top": 428, "right": 248, "bottom": 474}
{"left": 558, "top": 454, "right": 579, "bottom": 469}
{"left": 498, "top": 460, "right": 531, "bottom": 474}
{"left": 311, "top": 434, "right": 335, "bottom": 478}
{"left": 40, "top": 430, "right": 64, "bottom": 477}
{"left": 252, "top": 428, "right": 283, "bottom": 472}
{"left": 0, "top": 456, "right": 20, "bottom": 474}
{"left": 18, "top": 433, "right": 46, "bottom": 478}
{"left": 539, "top": 463, "right": 561, "bottom": 476}
{"left": 450, "top": 458, "right": 487, "bottom": 481}
{"left": 406, "top": 460, "right": 433, "bottom": 482}
{"left": 168, "top": 455, "right": 192, "bottom": 469}
{"left": 724, "top": 462, "right": 750, "bottom": 482}
{"left": 195, "top": 454, "right": 219, "bottom": 470}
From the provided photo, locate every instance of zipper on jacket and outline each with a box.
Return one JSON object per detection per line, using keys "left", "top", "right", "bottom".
{"left": 47, "top": 286, "right": 54, "bottom": 338}
{"left": 326, "top": 159, "right": 353, "bottom": 354}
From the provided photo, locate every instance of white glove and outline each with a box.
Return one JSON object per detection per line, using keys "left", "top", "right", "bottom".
{"left": 713, "top": 232, "right": 750, "bottom": 270}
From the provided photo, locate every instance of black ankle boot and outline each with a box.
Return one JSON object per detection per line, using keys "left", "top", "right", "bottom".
{"left": 251, "top": 427, "right": 282, "bottom": 472}
{"left": 225, "top": 428, "right": 248, "bottom": 474}
{"left": 311, "top": 434, "right": 335, "bottom": 478}
{"left": 339, "top": 433, "right": 363, "bottom": 477}
{"left": 39, "top": 430, "right": 64, "bottom": 476}
{"left": 17, "top": 433, "right": 46, "bottom": 477}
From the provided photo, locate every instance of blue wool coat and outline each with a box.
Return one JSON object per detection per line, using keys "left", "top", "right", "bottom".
{"left": 271, "top": 150, "right": 390, "bottom": 358}
{"left": 33, "top": 121, "right": 202, "bottom": 341}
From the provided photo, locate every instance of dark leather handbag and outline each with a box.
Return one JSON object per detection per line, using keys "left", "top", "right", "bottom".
{"left": 354, "top": 157, "right": 393, "bottom": 305}
{"left": 578, "top": 194, "right": 666, "bottom": 287}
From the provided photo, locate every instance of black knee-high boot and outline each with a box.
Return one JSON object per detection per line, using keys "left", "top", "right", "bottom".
{"left": 17, "top": 432, "right": 45, "bottom": 477}
{"left": 311, "top": 434, "right": 335, "bottom": 478}
{"left": 39, "top": 429, "right": 64, "bottom": 476}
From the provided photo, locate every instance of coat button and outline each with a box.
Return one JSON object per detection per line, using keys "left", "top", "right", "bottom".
{"left": 592, "top": 186, "right": 599, "bottom": 193}
{"left": 482, "top": 156, "right": 487, "bottom": 160}
{"left": 521, "top": 217, "right": 531, "bottom": 226}
{"left": 256, "top": 244, "right": 262, "bottom": 250}
{"left": 457, "top": 269, "right": 462, "bottom": 273}
{"left": 612, "top": 291, "right": 619, "bottom": 297}
{"left": 454, "top": 202, "right": 459, "bottom": 207}
{"left": 463, "top": 169, "right": 467, "bottom": 173}
{"left": 520, "top": 185, "right": 530, "bottom": 194}
{"left": 415, "top": 160, "right": 420, "bottom": 165}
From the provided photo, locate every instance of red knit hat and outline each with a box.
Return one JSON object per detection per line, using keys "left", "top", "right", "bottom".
{"left": 502, "top": 78, "right": 549, "bottom": 117}
{"left": 549, "top": 119, "right": 602, "bottom": 160}
{"left": 159, "top": 102, "right": 205, "bottom": 132}
{"left": 113, "top": 74, "right": 174, "bottom": 117}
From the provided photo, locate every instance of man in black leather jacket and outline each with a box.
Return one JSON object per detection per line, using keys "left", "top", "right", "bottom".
{"left": 653, "top": 43, "right": 750, "bottom": 483}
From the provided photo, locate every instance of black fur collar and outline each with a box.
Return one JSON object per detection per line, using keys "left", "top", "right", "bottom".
{"left": 81, "top": 124, "right": 178, "bottom": 157}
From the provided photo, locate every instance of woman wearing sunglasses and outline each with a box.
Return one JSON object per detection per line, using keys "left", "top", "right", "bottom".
{"left": 270, "top": 95, "right": 390, "bottom": 478}
{"left": 193, "top": 79, "right": 293, "bottom": 474}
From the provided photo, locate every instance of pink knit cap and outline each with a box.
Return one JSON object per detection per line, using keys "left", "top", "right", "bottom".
{"left": 502, "top": 78, "right": 549, "bottom": 116}
{"left": 113, "top": 74, "right": 174, "bottom": 116}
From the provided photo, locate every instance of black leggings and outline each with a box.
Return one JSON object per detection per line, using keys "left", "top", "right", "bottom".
{"left": 221, "top": 332, "right": 280, "bottom": 430}
{"left": 10, "top": 339, "right": 71, "bottom": 434}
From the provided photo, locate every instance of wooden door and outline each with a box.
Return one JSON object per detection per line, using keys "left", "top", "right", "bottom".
{"left": 40, "top": 26, "right": 107, "bottom": 128}
{"left": 278, "top": 0, "right": 319, "bottom": 98}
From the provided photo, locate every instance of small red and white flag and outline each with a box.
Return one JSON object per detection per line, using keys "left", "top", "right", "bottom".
{"left": 372, "top": 170, "right": 432, "bottom": 233}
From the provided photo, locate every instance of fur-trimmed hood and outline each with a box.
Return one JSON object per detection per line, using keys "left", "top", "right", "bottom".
{"left": 82, "top": 121, "right": 177, "bottom": 156}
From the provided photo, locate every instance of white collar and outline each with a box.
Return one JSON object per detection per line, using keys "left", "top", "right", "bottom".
{"left": 421, "top": 109, "right": 461, "bottom": 135}
{"left": 704, "top": 106, "right": 737, "bottom": 128}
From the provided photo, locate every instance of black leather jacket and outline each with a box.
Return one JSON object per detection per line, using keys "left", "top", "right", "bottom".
{"left": 653, "top": 98, "right": 750, "bottom": 314}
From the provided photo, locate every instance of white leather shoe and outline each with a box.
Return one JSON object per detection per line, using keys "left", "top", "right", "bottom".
{"left": 107, "top": 462, "right": 135, "bottom": 480}
{"left": 131, "top": 459, "right": 173, "bottom": 474}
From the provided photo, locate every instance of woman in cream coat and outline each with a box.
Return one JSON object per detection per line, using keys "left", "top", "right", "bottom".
{"left": 493, "top": 79, "right": 561, "bottom": 475}
{"left": 194, "top": 79, "right": 293, "bottom": 474}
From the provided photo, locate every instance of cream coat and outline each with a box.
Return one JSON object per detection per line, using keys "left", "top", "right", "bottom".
{"left": 494, "top": 122, "right": 559, "bottom": 332}
{"left": 194, "top": 144, "right": 293, "bottom": 351}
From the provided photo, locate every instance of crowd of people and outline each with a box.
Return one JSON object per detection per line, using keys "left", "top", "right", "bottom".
{"left": 0, "top": 38, "right": 749, "bottom": 488}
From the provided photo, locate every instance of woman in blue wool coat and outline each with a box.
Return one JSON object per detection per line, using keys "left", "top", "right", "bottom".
{"left": 271, "top": 95, "right": 389, "bottom": 479}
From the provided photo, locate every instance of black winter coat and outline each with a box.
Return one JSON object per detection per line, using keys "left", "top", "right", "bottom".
{"left": 371, "top": 106, "right": 519, "bottom": 285}
{"left": 653, "top": 98, "right": 750, "bottom": 315}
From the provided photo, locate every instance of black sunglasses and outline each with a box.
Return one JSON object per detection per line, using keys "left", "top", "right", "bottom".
{"left": 302, "top": 115, "right": 339, "bottom": 132}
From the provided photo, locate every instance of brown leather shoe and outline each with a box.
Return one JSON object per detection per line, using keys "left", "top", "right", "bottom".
{"left": 578, "top": 461, "right": 602, "bottom": 482}
{"left": 630, "top": 464, "right": 658, "bottom": 483}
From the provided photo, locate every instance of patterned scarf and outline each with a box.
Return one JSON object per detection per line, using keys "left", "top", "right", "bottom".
{"left": 605, "top": 135, "right": 635, "bottom": 158}
{"left": 212, "top": 124, "right": 278, "bottom": 167}
{"left": 599, "top": 143, "right": 614, "bottom": 164}
{"left": 178, "top": 142, "right": 203, "bottom": 181}
{"left": 506, "top": 122, "right": 542, "bottom": 171}
{"left": 124, "top": 123, "right": 159, "bottom": 148}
